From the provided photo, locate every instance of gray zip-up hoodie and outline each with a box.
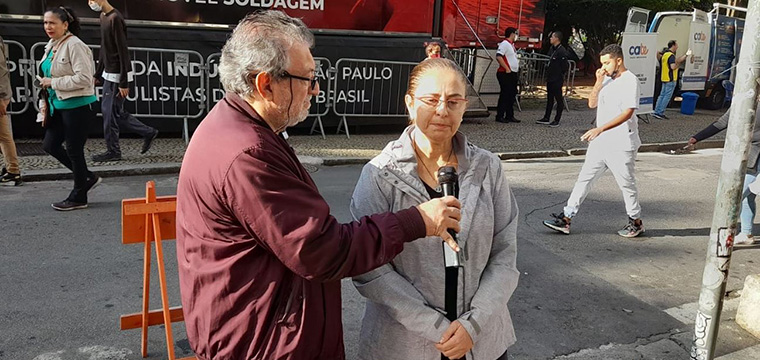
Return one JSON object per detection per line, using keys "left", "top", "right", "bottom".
{"left": 351, "top": 126, "right": 519, "bottom": 360}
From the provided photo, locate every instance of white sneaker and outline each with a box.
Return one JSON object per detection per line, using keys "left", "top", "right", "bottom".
{"left": 735, "top": 233, "right": 757, "bottom": 246}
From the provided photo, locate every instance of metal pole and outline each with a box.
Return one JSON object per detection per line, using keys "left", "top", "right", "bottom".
{"left": 691, "top": 1, "right": 760, "bottom": 358}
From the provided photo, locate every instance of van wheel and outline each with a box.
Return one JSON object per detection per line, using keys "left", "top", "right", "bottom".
{"left": 704, "top": 88, "right": 725, "bottom": 110}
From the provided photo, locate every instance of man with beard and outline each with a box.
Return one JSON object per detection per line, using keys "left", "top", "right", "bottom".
{"left": 175, "top": 10, "right": 463, "bottom": 360}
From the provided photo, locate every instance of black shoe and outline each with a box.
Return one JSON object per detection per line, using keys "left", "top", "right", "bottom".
{"left": 51, "top": 199, "right": 88, "bottom": 211}
{"left": 536, "top": 118, "right": 551, "bottom": 125}
{"left": 92, "top": 151, "right": 122, "bottom": 162}
{"left": 1, "top": 167, "right": 6, "bottom": 176}
{"left": 543, "top": 212, "right": 571, "bottom": 234}
{"left": 549, "top": 121, "right": 560, "bottom": 128}
{"left": 618, "top": 217, "right": 645, "bottom": 238}
{"left": 652, "top": 113, "right": 665, "bottom": 120}
{"left": 507, "top": 118, "right": 522, "bottom": 123}
{"left": 660, "top": 114, "right": 670, "bottom": 120}
{"left": 84, "top": 175, "right": 102, "bottom": 193}
{"left": 141, "top": 130, "right": 159, "bottom": 154}
{"left": 496, "top": 117, "right": 510, "bottom": 123}
{"left": 0, "top": 171, "right": 22, "bottom": 186}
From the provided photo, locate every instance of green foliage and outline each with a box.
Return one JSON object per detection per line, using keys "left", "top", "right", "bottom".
{"left": 545, "top": 0, "right": 717, "bottom": 60}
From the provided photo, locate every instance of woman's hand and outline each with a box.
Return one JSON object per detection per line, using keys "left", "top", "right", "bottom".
{"left": 435, "top": 320, "right": 473, "bottom": 359}
{"left": 40, "top": 77, "right": 53, "bottom": 89}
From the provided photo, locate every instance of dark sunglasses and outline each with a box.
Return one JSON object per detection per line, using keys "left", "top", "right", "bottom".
{"left": 281, "top": 71, "right": 318, "bottom": 90}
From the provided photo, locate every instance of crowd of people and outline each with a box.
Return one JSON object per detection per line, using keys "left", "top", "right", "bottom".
{"left": 0, "top": 0, "right": 158, "bottom": 210}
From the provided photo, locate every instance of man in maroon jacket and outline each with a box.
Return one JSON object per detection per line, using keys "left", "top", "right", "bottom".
{"left": 176, "top": 11, "right": 462, "bottom": 360}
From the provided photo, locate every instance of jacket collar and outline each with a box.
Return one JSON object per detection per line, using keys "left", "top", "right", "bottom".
{"left": 223, "top": 91, "right": 274, "bottom": 131}
{"left": 386, "top": 125, "right": 473, "bottom": 179}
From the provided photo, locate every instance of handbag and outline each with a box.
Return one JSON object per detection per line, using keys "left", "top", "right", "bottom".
{"left": 37, "top": 87, "right": 50, "bottom": 128}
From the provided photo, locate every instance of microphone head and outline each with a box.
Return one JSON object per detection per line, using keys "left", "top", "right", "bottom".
{"left": 437, "top": 166, "right": 458, "bottom": 184}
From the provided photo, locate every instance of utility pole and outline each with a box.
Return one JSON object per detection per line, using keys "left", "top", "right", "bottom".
{"left": 691, "top": 1, "right": 760, "bottom": 359}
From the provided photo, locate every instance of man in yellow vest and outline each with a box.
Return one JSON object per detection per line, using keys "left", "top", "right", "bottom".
{"left": 653, "top": 40, "right": 691, "bottom": 119}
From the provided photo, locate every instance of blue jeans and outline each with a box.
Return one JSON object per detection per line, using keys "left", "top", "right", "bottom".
{"left": 654, "top": 81, "right": 676, "bottom": 116}
{"left": 741, "top": 167, "right": 760, "bottom": 234}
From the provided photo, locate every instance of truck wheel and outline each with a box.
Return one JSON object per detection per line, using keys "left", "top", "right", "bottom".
{"left": 703, "top": 88, "right": 725, "bottom": 110}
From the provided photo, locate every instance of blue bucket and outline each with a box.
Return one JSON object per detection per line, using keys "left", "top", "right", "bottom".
{"left": 681, "top": 92, "right": 699, "bottom": 115}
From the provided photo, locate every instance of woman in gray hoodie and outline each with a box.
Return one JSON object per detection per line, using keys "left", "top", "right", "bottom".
{"left": 351, "top": 58, "right": 520, "bottom": 360}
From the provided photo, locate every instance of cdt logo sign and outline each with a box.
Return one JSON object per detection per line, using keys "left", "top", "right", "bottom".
{"left": 694, "top": 32, "right": 707, "bottom": 41}
{"left": 629, "top": 44, "right": 649, "bottom": 56}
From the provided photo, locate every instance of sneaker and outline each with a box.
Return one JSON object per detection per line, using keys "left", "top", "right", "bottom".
{"left": 618, "top": 217, "right": 645, "bottom": 238}
{"left": 543, "top": 213, "right": 571, "bottom": 234}
{"left": 84, "top": 175, "right": 102, "bottom": 193}
{"left": 51, "top": 199, "right": 88, "bottom": 211}
{"left": 734, "top": 233, "right": 757, "bottom": 246}
{"left": 507, "top": 118, "right": 522, "bottom": 123}
{"left": 141, "top": 130, "right": 159, "bottom": 154}
{"left": 549, "top": 121, "right": 560, "bottom": 128}
{"left": 652, "top": 113, "right": 665, "bottom": 120}
{"left": 536, "top": 118, "right": 551, "bottom": 125}
{"left": 92, "top": 151, "right": 122, "bottom": 162}
{"left": 0, "top": 171, "right": 22, "bottom": 186}
{"left": 661, "top": 114, "right": 670, "bottom": 120}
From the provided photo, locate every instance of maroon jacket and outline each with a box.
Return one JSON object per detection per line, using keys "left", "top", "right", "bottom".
{"left": 176, "top": 93, "right": 426, "bottom": 360}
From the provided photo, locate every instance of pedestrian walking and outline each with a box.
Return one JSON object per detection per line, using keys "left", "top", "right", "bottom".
{"left": 542, "top": 44, "right": 644, "bottom": 237}
{"left": 175, "top": 11, "right": 462, "bottom": 360}
{"left": 687, "top": 105, "right": 760, "bottom": 246}
{"left": 0, "top": 34, "right": 22, "bottom": 186}
{"left": 39, "top": 7, "right": 102, "bottom": 210}
{"left": 351, "top": 58, "right": 519, "bottom": 360}
{"left": 652, "top": 40, "right": 691, "bottom": 120}
{"left": 89, "top": 0, "right": 158, "bottom": 162}
{"left": 496, "top": 27, "right": 520, "bottom": 123}
{"left": 536, "top": 31, "right": 569, "bottom": 127}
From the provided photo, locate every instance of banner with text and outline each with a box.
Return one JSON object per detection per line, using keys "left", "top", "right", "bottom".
{"left": 682, "top": 15, "right": 712, "bottom": 91}
{"left": 622, "top": 32, "right": 658, "bottom": 114}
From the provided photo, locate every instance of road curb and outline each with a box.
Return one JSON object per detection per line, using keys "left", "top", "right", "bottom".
{"left": 18, "top": 140, "right": 728, "bottom": 182}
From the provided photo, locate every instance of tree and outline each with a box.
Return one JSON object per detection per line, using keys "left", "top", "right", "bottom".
{"left": 544, "top": 0, "right": 718, "bottom": 63}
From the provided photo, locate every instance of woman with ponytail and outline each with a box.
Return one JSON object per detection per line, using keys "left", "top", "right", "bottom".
{"left": 39, "top": 7, "right": 101, "bottom": 211}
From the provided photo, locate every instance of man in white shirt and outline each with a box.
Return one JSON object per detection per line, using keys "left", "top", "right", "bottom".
{"left": 543, "top": 44, "right": 644, "bottom": 238}
{"left": 495, "top": 27, "right": 520, "bottom": 123}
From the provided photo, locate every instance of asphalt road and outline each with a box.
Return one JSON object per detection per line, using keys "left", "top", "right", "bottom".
{"left": 1, "top": 149, "right": 758, "bottom": 360}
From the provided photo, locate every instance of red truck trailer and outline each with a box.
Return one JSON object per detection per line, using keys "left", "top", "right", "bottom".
{"left": 1, "top": 0, "right": 546, "bottom": 136}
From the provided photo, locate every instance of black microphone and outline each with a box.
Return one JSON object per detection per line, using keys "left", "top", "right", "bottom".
{"left": 437, "top": 166, "right": 461, "bottom": 268}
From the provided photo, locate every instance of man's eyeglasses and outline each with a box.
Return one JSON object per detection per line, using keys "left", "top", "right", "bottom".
{"left": 282, "top": 71, "right": 319, "bottom": 90}
{"left": 415, "top": 96, "right": 469, "bottom": 111}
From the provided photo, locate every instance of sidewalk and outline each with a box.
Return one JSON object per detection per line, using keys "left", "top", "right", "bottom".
{"left": 5, "top": 102, "right": 729, "bottom": 181}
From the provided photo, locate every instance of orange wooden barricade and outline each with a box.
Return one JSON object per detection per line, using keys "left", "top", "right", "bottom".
{"left": 120, "top": 181, "right": 194, "bottom": 360}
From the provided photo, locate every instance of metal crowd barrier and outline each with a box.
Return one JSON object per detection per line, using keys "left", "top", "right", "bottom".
{"left": 205, "top": 53, "right": 332, "bottom": 138}
{"left": 332, "top": 58, "right": 417, "bottom": 138}
{"left": 30, "top": 42, "right": 206, "bottom": 143}
{"left": 518, "top": 54, "right": 576, "bottom": 112}
{"left": 3, "top": 40, "right": 31, "bottom": 116}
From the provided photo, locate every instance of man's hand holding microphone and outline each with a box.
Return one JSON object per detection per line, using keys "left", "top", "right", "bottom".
{"left": 416, "top": 196, "right": 462, "bottom": 252}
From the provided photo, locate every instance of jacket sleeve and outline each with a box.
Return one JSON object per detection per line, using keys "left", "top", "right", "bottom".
{"left": 457, "top": 157, "right": 520, "bottom": 345}
{"left": 0, "top": 39, "right": 11, "bottom": 100}
{"left": 113, "top": 15, "right": 132, "bottom": 88}
{"left": 222, "top": 147, "right": 426, "bottom": 283}
{"left": 693, "top": 109, "right": 729, "bottom": 141}
{"left": 350, "top": 163, "right": 451, "bottom": 343}
{"left": 560, "top": 47, "right": 570, "bottom": 74}
{"left": 51, "top": 42, "right": 95, "bottom": 92}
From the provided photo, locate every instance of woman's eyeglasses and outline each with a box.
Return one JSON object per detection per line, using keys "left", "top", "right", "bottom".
{"left": 281, "top": 71, "right": 319, "bottom": 90}
{"left": 415, "top": 96, "right": 469, "bottom": 111}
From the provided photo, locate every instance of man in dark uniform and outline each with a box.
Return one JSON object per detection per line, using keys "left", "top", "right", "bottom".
{"left": 537, "top": 31, "right": 570, "bottom": 127}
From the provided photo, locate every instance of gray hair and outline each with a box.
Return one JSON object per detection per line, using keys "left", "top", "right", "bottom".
{"left": 219, "top": 11, "right": 314, "bottom": 97}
